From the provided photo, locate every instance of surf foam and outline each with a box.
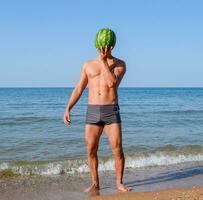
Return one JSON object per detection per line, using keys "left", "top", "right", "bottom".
{"left": 1, "top": 152, "right": 203, "bottom": 176}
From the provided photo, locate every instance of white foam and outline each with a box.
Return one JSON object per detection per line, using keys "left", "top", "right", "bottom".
{"left": 73, "top": 153, "right": 203, "bottom": 173}
{"left": 37, "top": 163, "right": 63, "bottom": 175}
{"left": 0, "top": 162, "right": 63, "bottom": 176}
{"left": 125, "top": 153, "right": 203, "bottom": 168}
{"left": 1, "top": 153, "right": 203, "bottom": 175}
{"left": 0, "top": 162, "right": 9, "bottom": 170}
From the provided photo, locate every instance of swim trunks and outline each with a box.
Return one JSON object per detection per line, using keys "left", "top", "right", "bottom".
{"left": 85, "top": 103, "right": 122, "bottom": 126}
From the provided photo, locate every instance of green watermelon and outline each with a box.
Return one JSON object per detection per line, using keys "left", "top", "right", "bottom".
{"left": 95, "top": 28, "right": 116, "bottom": 51}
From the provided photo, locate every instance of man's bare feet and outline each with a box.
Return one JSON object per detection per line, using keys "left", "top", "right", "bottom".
{"left": 84, "top": 183, "right": 100, "bottom": 193}
{"left": 117, "top": 183, "right": 132, "bottom": 192}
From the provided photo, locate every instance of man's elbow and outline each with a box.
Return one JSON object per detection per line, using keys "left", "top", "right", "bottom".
{"left": 75, "top": 86, "right": 84, "bottom": 96}
{"left": 108, "top": 79, "right": 117, "bottom": 88}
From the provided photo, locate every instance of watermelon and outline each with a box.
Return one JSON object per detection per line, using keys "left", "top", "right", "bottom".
{"left": 95, "top": 28, "right": 116, "bottom": 51}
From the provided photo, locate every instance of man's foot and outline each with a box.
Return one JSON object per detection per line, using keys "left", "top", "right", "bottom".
{"left": 117, "top": 183, "right": 131, "bottom": 192}
{"left": 84, "top": 183, "right": 100, "bottom": 193}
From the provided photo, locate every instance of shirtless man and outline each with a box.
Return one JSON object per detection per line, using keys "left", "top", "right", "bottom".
{"left": 63, "top": 38, "right": 130, "bottom": 192}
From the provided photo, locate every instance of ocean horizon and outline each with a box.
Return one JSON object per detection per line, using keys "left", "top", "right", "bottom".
{"left": 1, "top": 86, "right": 203, "bottom": 88}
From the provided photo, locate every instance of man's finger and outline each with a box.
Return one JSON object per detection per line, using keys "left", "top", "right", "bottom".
{"left": 63, "top": 119, "right": 68, "bottom": 125}
{"left": 102, "top": 47, "right": 105, "bottom": 54}
{"left": 63, "top": 115, "right": 71, "bottom": 126}
{"left": 105, "top": 46, "right": 108, "bottom": 54}
{"left": 67, "top": 116, "right": 71, "bottom": 123}
{"left": 65, "top": 119, "right": 71, "bottom": 126}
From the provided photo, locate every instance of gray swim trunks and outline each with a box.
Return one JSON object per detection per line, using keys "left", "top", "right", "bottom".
{"left": 85, "top": 103, "right": 122, "bottom": 126}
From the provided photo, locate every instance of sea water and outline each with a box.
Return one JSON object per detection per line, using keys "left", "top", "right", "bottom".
{"left": 0, "top": 87, "right": 203, "bottom": 176}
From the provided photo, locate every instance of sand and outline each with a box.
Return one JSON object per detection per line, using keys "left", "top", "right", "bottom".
{"left": 82, "top": 186, "right": 203, "bottom": 200}
{"left": 0, "top": 161, "right": 203, "bottom": 200}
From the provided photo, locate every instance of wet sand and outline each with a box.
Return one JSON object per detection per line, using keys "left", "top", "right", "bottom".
{"left": 0, "top": 161, "right": 203, "bottom": 200}
{"left": 82, "top": 186, "right": 203, "bottom": 200}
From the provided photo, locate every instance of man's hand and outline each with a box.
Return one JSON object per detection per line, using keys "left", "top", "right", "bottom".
{"left": 100, "top": 46, "right": 113, "bottom": 62}
{"left": 63, "top": 110, "right": 71, "bottom": 126}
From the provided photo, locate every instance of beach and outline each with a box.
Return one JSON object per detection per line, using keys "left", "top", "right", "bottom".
{"left": 1, "top": 161, "right": 203, "bottom": 200}
{"left": 0, "top": 87, "right": 203, "bottom": 199}
{"left": 82, "top": 187, "right": 203, "bottom": 200}
{"left": 1, "top": 0, "right": 203, "bottom": 198}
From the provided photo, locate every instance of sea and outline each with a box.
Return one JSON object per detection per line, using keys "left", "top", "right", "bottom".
{"left": 0, "top": 87, "right": 203, "bottom": 177}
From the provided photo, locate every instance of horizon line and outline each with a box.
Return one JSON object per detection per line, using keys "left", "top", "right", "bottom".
{"left": 0, "top": 86, "right": 203, "bottom": 89}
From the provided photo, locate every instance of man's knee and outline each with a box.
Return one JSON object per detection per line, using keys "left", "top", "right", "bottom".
{"left": 86, "top": 143, "right": 98, "bottom": 158}
{"left": 112, "top": 145, "right": 124, "bottom": 159}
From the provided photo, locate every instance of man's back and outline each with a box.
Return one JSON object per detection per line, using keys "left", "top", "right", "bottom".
{"left": 84, "top": 57, "right": 126, "bottom": 105}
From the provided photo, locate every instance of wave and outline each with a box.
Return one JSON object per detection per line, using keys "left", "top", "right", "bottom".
{"left": 154, "top": 109, "right": 203, "bottom": 114}
{"left": 120, "top": 109, "right": 203, "bottom": 117}
{"left": 1, "top": 149, "right": 203, "bottom": 177}
{"left": 0, "top": 116, "right": 58, "bottom": 126}
{"left": 125, "top": 144, "right": 203, "bottom": 155}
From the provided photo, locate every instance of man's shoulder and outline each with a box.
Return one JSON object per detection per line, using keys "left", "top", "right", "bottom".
{"left": 82, "top": 59, "right": 98, "bottom": 71}
{"left": 114, "top": 57, "right": 126, "bottom": 68}
{"left": 83, "top": 58, "right": 98, "bottom": 66}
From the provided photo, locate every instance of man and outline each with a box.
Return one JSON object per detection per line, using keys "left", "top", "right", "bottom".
{"left": 63, "top": 30, "right": 130, "bottom": 192}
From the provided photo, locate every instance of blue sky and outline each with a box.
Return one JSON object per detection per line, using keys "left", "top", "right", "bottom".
{"left": 0, "top": 0, "right": 202, "bottom": 87}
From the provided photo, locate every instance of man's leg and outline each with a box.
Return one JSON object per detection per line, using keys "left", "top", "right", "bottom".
{"left": 85, "top": 124, "right": 103, "bottom": 193}
{"left": 104, "top": 123, "right": 130, "bottom": 192}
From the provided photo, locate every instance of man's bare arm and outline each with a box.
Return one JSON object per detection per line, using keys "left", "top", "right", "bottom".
{"left": 114, "top": 62, "right": 126, "bottom": 88}
{"left": 101, "top": 61, "right": 117, "bottom": 88}
{"left": 100, "top": 47, "right": 126, "bottom": 88}
{"left": 101, "top": 58, "right": 126, "bottom": 88}
{"left": 64, "top": 63, "right": 88, "bottom": 125}
{"left": 103, "top": 62, "right": 126, "bottom": 87}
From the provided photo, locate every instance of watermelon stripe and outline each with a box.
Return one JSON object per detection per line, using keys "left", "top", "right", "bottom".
{"left": 97, "top": 30, "right": 103, "bottom": 50}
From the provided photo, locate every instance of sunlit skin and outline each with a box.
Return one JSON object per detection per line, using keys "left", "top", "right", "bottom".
{"left": 63, "top": 46, "right": 131, "bottom": 193}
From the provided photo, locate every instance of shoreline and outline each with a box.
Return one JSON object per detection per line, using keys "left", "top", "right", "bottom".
{"left": 1, "top": 161, "right": 203, "bottom": 200}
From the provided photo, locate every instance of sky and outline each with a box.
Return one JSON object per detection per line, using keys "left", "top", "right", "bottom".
{"left": 0, "top": 0, "right": 203, "bottom": 87}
